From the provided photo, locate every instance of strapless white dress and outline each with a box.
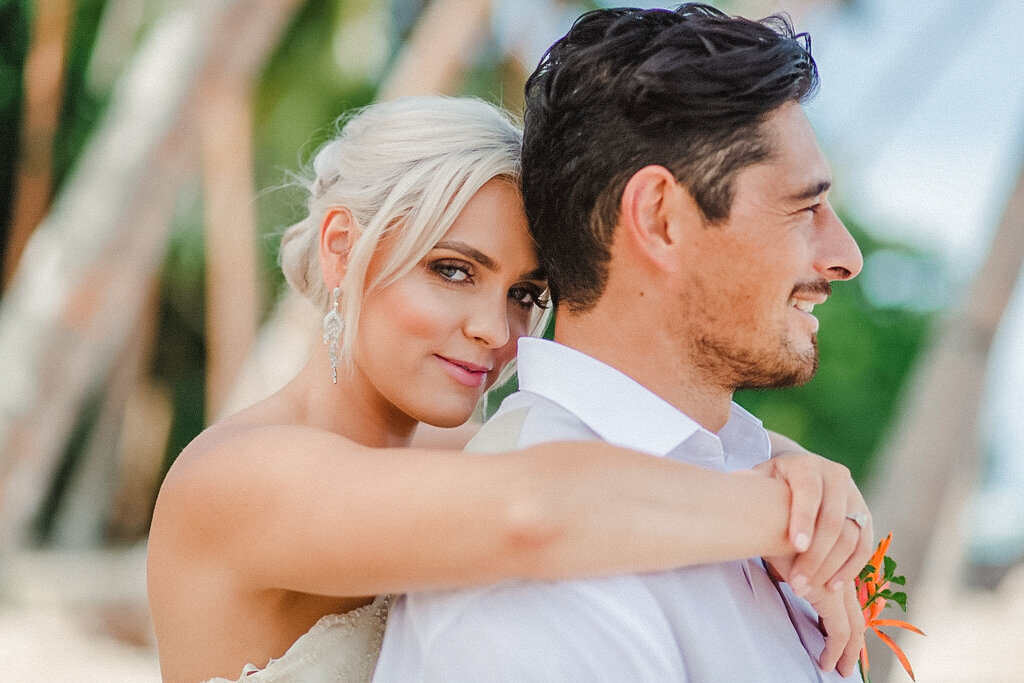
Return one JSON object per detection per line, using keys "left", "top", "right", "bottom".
{"left": 204, "top": 594, "right": 391, "bottom": 682}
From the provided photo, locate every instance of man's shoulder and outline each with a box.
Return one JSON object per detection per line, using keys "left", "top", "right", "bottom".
{"left": 468, "top": 391, "right": 600, "bottom": 453}
{"left": 463, "top": 404, "right": 533, "bottom": 453}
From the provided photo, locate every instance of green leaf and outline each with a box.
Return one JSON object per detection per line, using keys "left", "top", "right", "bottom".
{"left": 889, "top": 591, "right": 908, "bottom": 610}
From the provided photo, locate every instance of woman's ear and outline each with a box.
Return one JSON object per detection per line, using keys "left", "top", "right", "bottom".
{"left": 619, "top": 165, "right": 702, "bottom": 273}
{"left": 317, "top": 207, "right": 358, "bottom": 288}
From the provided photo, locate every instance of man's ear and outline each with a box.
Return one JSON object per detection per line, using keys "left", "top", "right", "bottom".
{"left": 317, "top": 207, "right": 358, "bottom": 288}
{"left": 619, "top": 165, "right": 702, "bottom": 273}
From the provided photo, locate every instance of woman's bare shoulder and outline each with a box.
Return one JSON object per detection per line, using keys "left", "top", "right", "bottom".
{"left": 152, "top": 404, "right": 366, "bottom": 548}
{"left": 165, "top": 417, "right": 358, "bottom": 496}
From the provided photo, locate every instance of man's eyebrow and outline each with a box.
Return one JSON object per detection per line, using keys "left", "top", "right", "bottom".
{"left": 788, "top": 179, "right": 831, "bottom": 203}
{"left": 522, "top": 267, "right": 546, "bottom": 281}
{"left": 433, "top": 240, "right": 496, "bottom": 270}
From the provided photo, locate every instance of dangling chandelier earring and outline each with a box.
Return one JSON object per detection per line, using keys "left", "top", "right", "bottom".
{"left": 322, "top": 286, "right": 344, "bottom": 383}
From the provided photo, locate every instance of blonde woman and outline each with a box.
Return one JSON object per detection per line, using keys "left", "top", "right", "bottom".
{"left": 147, "top": 96, "right": 871, "bottom": 682}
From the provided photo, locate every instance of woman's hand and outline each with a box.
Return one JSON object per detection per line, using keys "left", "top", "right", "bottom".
{"left": 756, "top": 452, "right": 873, "bottom": 596}
{"left": 755, "top": 450, "right": 871, "bottom": 677}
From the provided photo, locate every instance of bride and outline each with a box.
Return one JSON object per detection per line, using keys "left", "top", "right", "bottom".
{"left": 147, "top": 96, "right": 872, "bottom": 682}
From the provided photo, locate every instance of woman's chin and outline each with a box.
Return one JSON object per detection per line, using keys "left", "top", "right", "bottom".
{"left": 416, "top": 406, "right": 476, "bottom": 430}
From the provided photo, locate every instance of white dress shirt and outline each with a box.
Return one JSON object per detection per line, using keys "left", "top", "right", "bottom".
{"left": 372, "top": 338, "right": 858, "bottom": 682}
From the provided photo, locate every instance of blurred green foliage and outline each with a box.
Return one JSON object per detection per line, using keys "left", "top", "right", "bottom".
{"left": 0, "top": 0, "right": 109, "bottom": 281}
{"left": 153, "top": 182, "right": 208, "bottom": 472}
{"left": 53, "top": 0, "right": 108, "bottom": 189}
{"left": 0, "top": 0, "right": 30, "bottom": 267}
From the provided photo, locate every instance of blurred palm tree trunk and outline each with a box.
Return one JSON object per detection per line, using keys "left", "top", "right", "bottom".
{"left": 377, "top": 0, "right": 492, "bottom": 100}
{"left": 0, "top": 0, "right": 301, "bottom": 552}
{"left": 200, "top": 82, "right": 261, "bottom": 422}
{"left": 4, "top": 0, "right": 72, "bottom": 289}
{"left": 48, "top": 286, "right": 159, "bottom": 547}
{"left": 865, "top": 155, "right": 1024, "bottom": 681}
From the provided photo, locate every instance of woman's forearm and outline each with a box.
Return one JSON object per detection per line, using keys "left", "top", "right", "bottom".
{"left": 184, "top": 428, "right": 794, "bottom": 597}
{"left": 504, "top": 441, "right": 793, "bottom": 580}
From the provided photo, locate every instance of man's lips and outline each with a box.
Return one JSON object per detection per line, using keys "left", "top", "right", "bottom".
{"left": 788, "top": 280, "right": 831, "bottom": 319}
{"left": 787, "top": 294, "right": 827, "bottom": 314}
{"left": 787, "top": 294, "right": 826, "bottom": 333}
{"left": 435, "top": 355, "right": 492, "bottom": 388}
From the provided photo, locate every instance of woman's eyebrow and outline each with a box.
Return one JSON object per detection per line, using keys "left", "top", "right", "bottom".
{"left": 433, "top": 240, "right": 545, "bottom": 281}
{"left": 433, "top": 240, "right": 495, "bottom": 270}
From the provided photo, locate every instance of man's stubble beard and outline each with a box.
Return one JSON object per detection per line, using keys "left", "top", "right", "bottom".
{"left": 694, "top": 332, "right": 820, "bottom": 391}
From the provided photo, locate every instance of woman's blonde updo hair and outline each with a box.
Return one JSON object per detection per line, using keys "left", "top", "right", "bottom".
{"left": 278, "top": 96, "right": 527, "bottom": 370}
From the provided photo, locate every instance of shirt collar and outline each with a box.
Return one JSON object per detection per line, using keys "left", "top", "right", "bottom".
{"left": 515, "top": 338, "right": 770, "bottom": 470}
{"left": 516, "top": 337, "right": 701, "bottom": 457}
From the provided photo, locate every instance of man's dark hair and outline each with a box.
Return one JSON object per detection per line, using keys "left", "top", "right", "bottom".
{"left": 522, "top": 3, "right": 819, "bottom": 311}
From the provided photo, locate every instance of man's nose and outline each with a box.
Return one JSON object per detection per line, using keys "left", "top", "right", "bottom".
{"left": 814, "top": 203, "right": 863, "bottom": 281}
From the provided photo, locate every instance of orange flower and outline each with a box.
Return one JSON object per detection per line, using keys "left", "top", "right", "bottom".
{"left": 855, "top": 533, "right": 925, "bottom": 682}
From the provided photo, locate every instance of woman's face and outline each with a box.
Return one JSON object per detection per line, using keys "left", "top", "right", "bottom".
{"left": 353, "top": 179, "right": 546, "bottom": 428}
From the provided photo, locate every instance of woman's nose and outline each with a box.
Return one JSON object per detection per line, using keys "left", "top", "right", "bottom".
{"left": 464, "top": 297, "right": 512, "bottom": 349}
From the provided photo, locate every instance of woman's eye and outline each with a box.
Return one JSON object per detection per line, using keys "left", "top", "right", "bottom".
{"left": 432, "top": 261, "right": 471, "bottom": 283}
{"left": 509, "top": 284, "right": 550, "bottom": 310}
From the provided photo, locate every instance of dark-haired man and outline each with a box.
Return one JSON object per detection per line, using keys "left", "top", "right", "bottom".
{"left": 374, "top": 5, "right": 868, "bottom": 680}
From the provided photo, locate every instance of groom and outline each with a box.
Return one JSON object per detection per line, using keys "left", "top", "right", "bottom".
{"left": 375, "top": 4, "right": 864, "bottom": 680}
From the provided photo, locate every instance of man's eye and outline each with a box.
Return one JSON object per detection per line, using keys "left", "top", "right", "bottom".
{"left": 509, "top": 285, "right": 550, "bottom": 310}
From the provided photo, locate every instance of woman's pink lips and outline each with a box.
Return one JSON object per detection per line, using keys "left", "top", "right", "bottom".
{"left": 435, "top": 355, "right": 490, "bottom": 388}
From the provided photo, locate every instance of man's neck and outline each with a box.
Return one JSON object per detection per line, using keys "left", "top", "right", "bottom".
{"left": 553, "top": 307, "right": 734, "bottom": 433}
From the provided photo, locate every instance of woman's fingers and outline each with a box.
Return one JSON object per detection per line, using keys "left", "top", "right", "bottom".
{"left": 790, "top": 460, "right": 873, "bottom": 593}
{"left": 788, "top": 465, "right": 847, "bottom": 591}
{"left": 824, "top": 508, "right": 874, "bottom": 589}
{"left": 776, "top": 458, "right": 822, "bottom": 553}
{"left": 836, "top": 584, "right": 866, "bottom": 678}
{"left": 754, "top": 452, "right": 874, "bottom": 603}
{"left": 814, "top": 584, "right": 865, "bottom": 677}
{"left": 750, "top": 455, "right": 822, "bottom": 554}
{"left": 814, "top": 590, "right": 851, "bottom": 672}
{"left": 805, "top": 481, "right": 872, "bottom": 589}
{"left": 806, "top": 519, "right": 860, "bottom": 591}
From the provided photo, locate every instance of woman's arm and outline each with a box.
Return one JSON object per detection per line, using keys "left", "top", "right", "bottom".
{"left": 152, "top": 424, "right": 798, "bottom": 599}
{"left": 408, "top": 426, "right": 868, "bottom": 592}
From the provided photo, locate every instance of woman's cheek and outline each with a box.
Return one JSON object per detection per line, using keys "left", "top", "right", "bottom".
{"left": 391, "top": 284, "right": 457, "bottom": 339}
